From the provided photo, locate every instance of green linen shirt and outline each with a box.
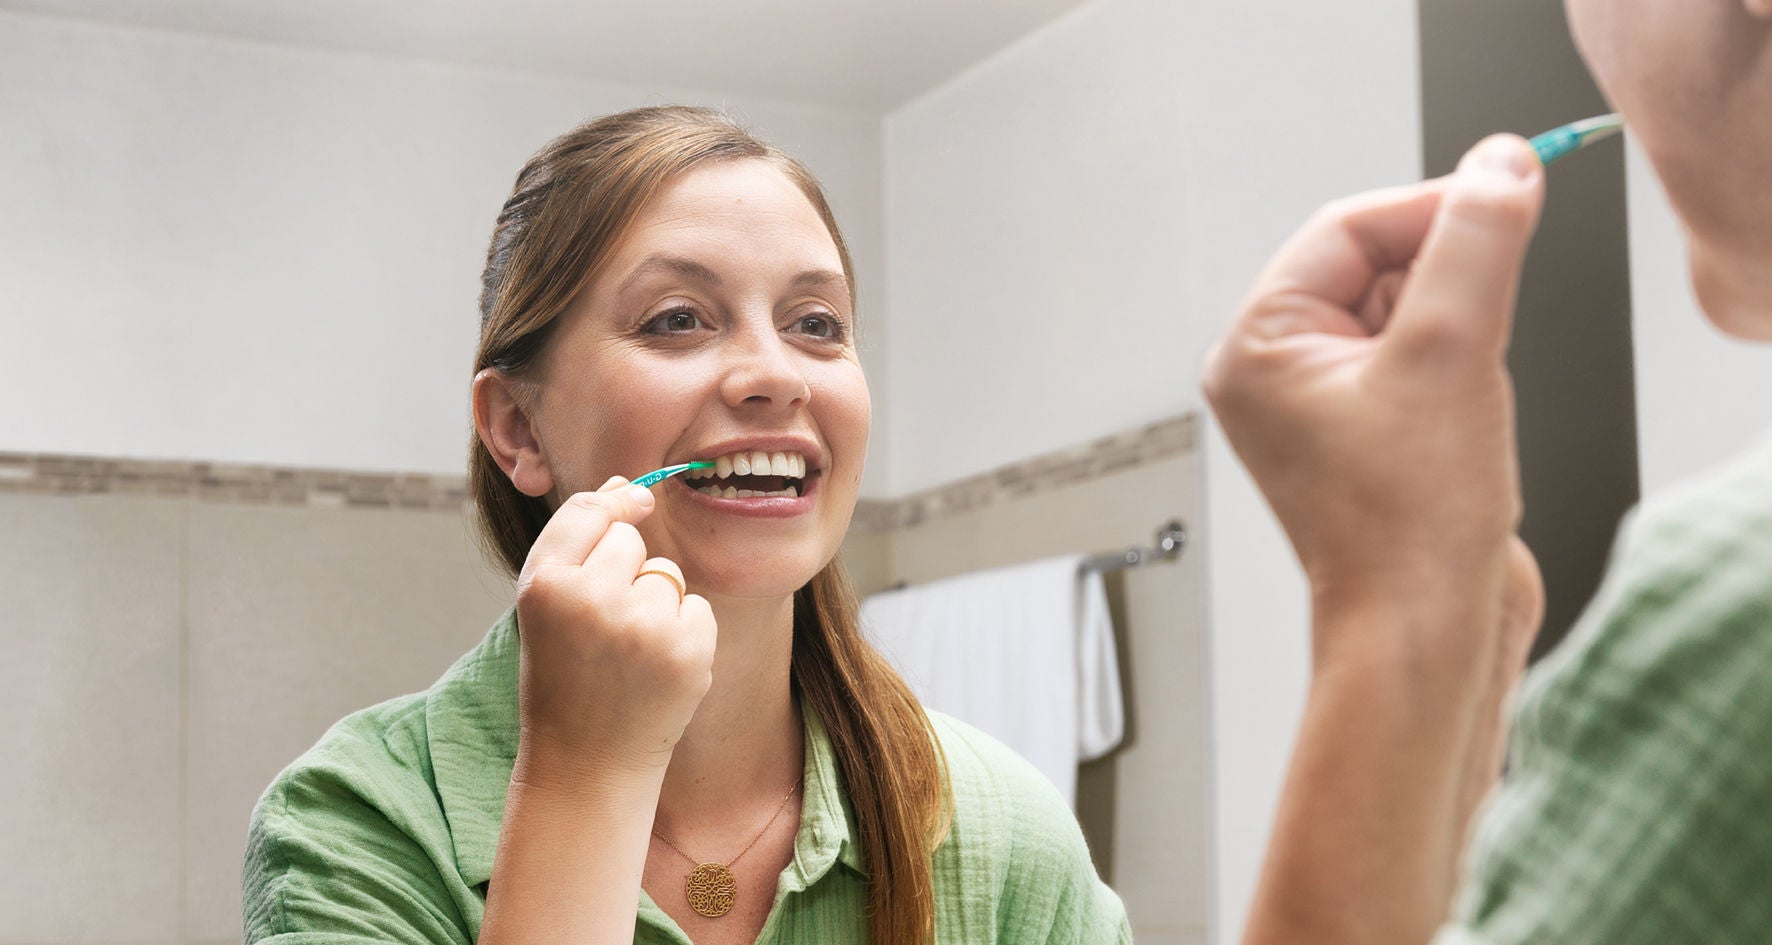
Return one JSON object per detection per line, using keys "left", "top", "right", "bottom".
{"left": 1435, "top": 434, "right": 1772, "bottom": 944}
{"left": 243, "top": 609, "right": 1131, "bottom": 944}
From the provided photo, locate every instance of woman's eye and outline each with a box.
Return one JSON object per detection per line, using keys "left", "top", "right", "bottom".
{"left": 645, "top": 309, "right": 702, "bottom": 334}
{"left": 791, "top": 314, "right": 840, "bottom": 339}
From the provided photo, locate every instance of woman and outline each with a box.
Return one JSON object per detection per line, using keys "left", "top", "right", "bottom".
{"left": 244, "top": 105, "right": 1129, "bottom": 945}
{"left": 1207, "top": 0, "right": 1772, "bottom": 942}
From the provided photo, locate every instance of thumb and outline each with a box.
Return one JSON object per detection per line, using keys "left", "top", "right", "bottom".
{"left": 595, "top": 475, "right": 655, "bottom": 519}
{"left": 1385, "top": 135, "right": 1545, "bottom": 367}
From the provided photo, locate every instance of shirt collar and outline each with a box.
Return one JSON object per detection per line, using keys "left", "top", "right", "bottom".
{"left": 791, "top": 700, "right": 867, "bottom": 883}
{"left": 424, "top": 608, "right": 866, "bottom": 889}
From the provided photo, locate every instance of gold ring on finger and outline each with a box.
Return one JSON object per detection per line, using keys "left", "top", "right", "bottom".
{"left": 635, "top": 568, "right": 686, "bottom": 604}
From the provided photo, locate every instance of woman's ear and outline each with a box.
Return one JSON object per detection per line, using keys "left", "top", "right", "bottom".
{"left": 472, "top": 368, "right": 555, "bottom": 498}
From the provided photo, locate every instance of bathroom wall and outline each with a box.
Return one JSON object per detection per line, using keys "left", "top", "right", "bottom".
{"left": 0, "top": 9, "right": 892, "bottom": 496}
{"left": 880, "top": 0, "right": 1191, "bottom": 495}
{"left": 0, "top": 479, "right": 512, "bottom": 944}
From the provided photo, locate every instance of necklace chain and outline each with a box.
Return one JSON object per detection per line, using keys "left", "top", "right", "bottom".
{"left": 651, "top": 777, "right": 803, "bottom": 870}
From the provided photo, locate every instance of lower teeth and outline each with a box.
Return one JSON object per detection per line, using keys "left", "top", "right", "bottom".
{"left": 695, "top": 485, "right": 799, "bottom": 498}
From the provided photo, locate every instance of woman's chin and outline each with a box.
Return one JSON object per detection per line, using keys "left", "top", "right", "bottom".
{"left": 681, "top": 558, "right": 828, "bottom": 602}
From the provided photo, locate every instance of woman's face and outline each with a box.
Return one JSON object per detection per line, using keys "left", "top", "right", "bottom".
{"left": 526, "top": 158, "right": 868, "bottom": 599}
{"left": 1566, "top": 0, "right": 1772, "bottom": 335}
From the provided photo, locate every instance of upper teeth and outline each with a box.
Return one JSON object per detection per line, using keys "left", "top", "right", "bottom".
{"left": 688, "top": 450, "right": 809, "bottom": 480}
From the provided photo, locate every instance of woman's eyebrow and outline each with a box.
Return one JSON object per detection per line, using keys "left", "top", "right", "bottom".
{"left": 615, "top": 256, "right": 848, "bottom": 295}
{"left": 617, "top": 255, "right": 722, "bottom": 294}
{"left": 792, "top": 269, "right": 849, "bottom": 291}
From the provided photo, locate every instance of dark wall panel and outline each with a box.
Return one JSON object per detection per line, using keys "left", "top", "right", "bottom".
{"left": 1417, "top": 0, "right": 1640, "bottom": 657}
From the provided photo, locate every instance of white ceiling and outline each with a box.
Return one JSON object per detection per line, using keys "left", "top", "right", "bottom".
{"left": 0, "top": 0, "right": 1091, "bottom": 111}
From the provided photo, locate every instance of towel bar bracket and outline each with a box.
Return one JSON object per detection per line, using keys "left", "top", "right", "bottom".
{"left": 1080, "top": 519, "right": 1187, "bottom": 574}
{"left": 880, "top": 519, "right": 1187, "bottom": 592}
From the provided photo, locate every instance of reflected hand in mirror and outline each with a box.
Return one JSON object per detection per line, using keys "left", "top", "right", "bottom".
{"left": 1204, "top": 135, "right": 1549, "bottom": 943}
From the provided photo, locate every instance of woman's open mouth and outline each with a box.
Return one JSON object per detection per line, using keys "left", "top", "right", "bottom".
{"left": 680, "top": 449, "right": 811, "bottom": 499}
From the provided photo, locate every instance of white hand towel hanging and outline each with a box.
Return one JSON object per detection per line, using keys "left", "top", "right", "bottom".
{"left": 860, "top": 554, "right": 1124, "bottom": 807}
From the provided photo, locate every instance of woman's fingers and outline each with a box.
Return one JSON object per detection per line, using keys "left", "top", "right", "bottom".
{"left": 1234, "top": 136, "right": 1540, "bottom": 358}
{"left": 1204, "top": 132, "right": 1549, "bottom": 620}
{"left": 1238, "top": 179, "right": 1449, "bottom": 337}
{"left": 578, "top": 520, "right": 647, "bottom": 590}
{"left": 523, "top": 477, "right": 655, "bottom": 571}
{"left": 631, "top": 556, "right": 687, "bottom": 609}
{"left": 1385, "top": 135, "right": 1546, "bottom": 367}
{"left": 512, "top": 478, "right": 717, "bottom": 776}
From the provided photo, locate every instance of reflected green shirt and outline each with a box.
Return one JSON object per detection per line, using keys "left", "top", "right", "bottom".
{"left": 1436, "top": 435, "right": 1772, "bottom": 944}
{"left": 243, "top": 610, "right": 1131, "bottom": 944}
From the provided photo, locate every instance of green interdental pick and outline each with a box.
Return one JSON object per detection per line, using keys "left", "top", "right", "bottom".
{"left": 1529, "top": 113, "right": 1624, "bottom": 166}
{"left": 630, "top": 461, "right": 716, "bottom": 489}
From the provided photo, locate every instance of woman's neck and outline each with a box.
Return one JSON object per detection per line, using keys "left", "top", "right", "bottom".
{"left": 655, "top": 591, "right": 804, "bottom": 824}
{"left": 1690, "top": 228, "right": 1772, "bottom": 341}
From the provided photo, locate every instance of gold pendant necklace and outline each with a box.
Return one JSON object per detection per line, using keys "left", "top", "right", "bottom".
{"left": 652, "top": 777, "right": 802, "bottom": 919}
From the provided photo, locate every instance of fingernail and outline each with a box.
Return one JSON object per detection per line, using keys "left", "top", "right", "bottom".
{"left": 599, "top": 475, "right": 628, "bottom": 492}
{"left": 624, "top": 483, "right": 655, "bottom": 507}
{"left": 1468, "top": 136, "right": 1536, "bottom": 182}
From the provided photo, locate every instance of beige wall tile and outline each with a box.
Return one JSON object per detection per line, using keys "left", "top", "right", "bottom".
{"left": 182, "top": 503, "right": 513, "bottom": 941}
{"left": 886, "top": 509, "right": 986, "bottom": 586}
{"left": 1108, "top": 508, "right": 1209, "bottom": 927}
{"left": 1126, "top": 927, "right": 1208, "bottom": 945}
{"left": 837, "top": 529, "right": 894, "bottom": 599}
{"left": 0, "top": 494, "right": 184, "bottom": 944}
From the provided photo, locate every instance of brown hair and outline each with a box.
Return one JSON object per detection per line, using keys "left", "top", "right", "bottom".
{"left": 470, "top": 105, "right": 947, "bottom": 944}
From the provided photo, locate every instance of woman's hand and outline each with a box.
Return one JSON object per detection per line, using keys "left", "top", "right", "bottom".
{"left": 512, "top": 476, "right": 718, "bottom": 783}
{"left": 1204, "top": 135, "right": 1547, "bottom": 672}
{"left": 484, "top": 479, "right": 716, "bottom": 945}
{"left": 1208, "top": 136, "right": 1551, "bottom": 945}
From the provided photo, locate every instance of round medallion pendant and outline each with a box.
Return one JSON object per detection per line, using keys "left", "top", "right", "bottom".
{"left": 685, "top": 862, "right": 737, "bottom": 918}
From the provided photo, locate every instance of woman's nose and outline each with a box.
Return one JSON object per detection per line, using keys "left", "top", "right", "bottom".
{"left": 718, "top": 322, "right": 811, "bottom": 412}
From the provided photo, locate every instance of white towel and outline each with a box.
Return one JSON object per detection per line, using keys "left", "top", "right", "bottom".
{"left": 860, "top": 555, "right": 1124, "bottom": 806}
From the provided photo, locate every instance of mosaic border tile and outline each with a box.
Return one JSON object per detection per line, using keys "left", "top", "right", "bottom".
{"left": 0, "top": 413, "right": 1197, "bottom": 525}
{"left": 848, "top": 413, "right": 1198, "bottom": 533}
{"left": 0, "top": 451, "right": 471, "bottom": 512}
